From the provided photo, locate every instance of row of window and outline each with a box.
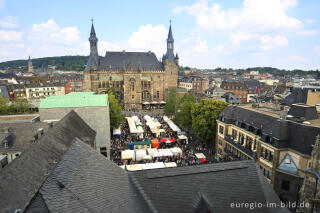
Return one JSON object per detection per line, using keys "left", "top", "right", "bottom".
{"left": 225, "top": 143, "right": 249, "bottom": 160}
{"left": 260, "top": 147, "right": 274, "bottom": 162}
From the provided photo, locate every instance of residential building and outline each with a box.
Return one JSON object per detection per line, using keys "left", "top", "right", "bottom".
{"left": 178, "top": 81, "right": 193, "bottom": 91}
{"left": 205, "top": 86, "right": 226, "bottom": 101}
{"left": 39, "top": 92, "right": 110, "bottom": 157}
{"left": 222, "top": 92, "right": 241, "bottom": 104}
{"left": 83, "top": 21, "right": 178, "bottom": 110}
{"left": 65, "top": 80, "right": 83, "bottom": 94}
{"left": 0, "top": 109, "right": 288, "bottom": 212}
{"left": 25, "top": 83, "right": 65, "bottom": 99}
{"left": 220, "top": 81, "right": 248, "bottom": 103}
{"left": 285, "top": 85, "right": 320, "bottom": 106}
{"left": 216, "top": 103, "right": 320, "bottom": 210}
{"left": 0, "top": 114, "right": 49, "bottom": 167}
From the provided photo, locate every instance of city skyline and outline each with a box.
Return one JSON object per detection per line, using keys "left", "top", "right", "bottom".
{"left": 0, "top": 0, "right": 320, "bottom": 70}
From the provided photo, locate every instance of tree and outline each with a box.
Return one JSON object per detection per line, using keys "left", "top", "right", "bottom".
{"left": 191, "top": 99, "right": 228, "bottom": 146}
{"left": 108, "top": 90, "right": 123, "bottom": 130}
{"left": 164, "top": 87, "right": 178, "bottom": 116}
{"left": 175, "top": 93, "right": 196, "bottom": 129}
{"left": 0, "top": 96, "right": 33, "bottom": 115}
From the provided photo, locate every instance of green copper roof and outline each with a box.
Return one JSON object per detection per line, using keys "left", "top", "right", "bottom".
{"left": 40, "top": 92, "right": 108, "bottom": 108}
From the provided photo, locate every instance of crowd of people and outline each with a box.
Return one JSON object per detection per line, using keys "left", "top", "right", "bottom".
{"left": 111, "top": 111, "right": 214, "bottom": 168}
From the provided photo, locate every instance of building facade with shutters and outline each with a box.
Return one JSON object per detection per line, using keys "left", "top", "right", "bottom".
{"left": 83, "top": 21, "right": 179, "bottom": 110}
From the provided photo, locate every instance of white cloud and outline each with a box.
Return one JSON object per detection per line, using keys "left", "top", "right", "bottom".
{"left": 29, "top": 19, "right": 81, "bottom": 45}
{"left": 0, "top": 16, "right": 19, "bottom": 29}
{"left": 305, "top": 19, "right": 315, "bottom": 24}
{"left": 0, "top": 30, "right": 23, "bottom": 42}
{"left": 296, "top": 30, "right": 318, "bottom": 36}
{"left": 285, "top": 55, "right": 307, "bottom": 62}
{"left": 259, "top": 35, "right": 288, "bottom": 50}
{"left": 173, "top": 0, "right": 302, "bottom": 33}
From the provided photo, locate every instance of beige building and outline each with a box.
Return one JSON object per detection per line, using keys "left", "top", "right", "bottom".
{"left": 25, "top": 83, "right": 65, "bottom": 99}
{"left": 216, "top": 103, "right": 320, "bottom": 210}
{"left": 83, "top": 22, "right": 179, "bottom": 110}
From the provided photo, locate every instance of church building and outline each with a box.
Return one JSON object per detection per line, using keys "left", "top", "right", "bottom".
{"left": 83, "top": 21, "right": 179, "bottom": 110}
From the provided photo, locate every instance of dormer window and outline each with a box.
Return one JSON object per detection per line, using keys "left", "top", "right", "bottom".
{"left": 3, "top": 142, "right": 8, "bottom": 148}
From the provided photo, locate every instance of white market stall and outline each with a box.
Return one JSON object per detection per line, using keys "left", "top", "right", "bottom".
{"left": 121, "top": 150, "right": 135, "bottom": 160}
{"left": 164, "top": 162, "right": 177, "bottom": 168}
{"left": 147, "top": 148, "right": 158, "bottom": 157}
{"left": 163, "top": 116, "right": 181, "bottom": 133}
{"left": 195, "top": 153, "right": 206, "bottom": 159}
{"left": 152, "top": 151, "right": 164, "bottom": 158}
{"left": 171, "top": 147, "right": 183, "bottom": 156}
{"left": 134, "top": 149, "right": 147, "bottom": 161}
{"left": 158, "top": 149, "right": 173, "bottom": 157}
{"left": 142, "top": 162, "right": 165, "bottom": 170}
{"left": 126, "top": 164, "right": 143, "bottom": 171}
{"left": 113, "top": 127, "right": 121, "bottom": 138}
{"left": 126, "top": 117, "right": 138, "bottom": 134}
{"left": 178, "top": 135, "right": 188, "bottom": 144}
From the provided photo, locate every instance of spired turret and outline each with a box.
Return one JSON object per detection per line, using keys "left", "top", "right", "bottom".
{"left": 85, "top": 19, "right": 99, "bottom": 71}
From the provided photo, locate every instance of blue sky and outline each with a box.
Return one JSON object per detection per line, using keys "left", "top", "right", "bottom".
{"left": 0, "top": 0, "right": 319, "bottom": 70}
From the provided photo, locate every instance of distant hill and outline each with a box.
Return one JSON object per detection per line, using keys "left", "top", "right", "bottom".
{"left": 0, "top": 56, "right": 89, "bottom": 71}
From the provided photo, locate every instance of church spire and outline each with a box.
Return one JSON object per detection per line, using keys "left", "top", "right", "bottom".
{"left": 85, "top": 18, "right": 99, "bottom": 71}
{"left": 165, "top": 20, "right": 175, "bottom": 62}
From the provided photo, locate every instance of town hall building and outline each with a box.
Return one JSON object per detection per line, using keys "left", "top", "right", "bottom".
{"left": 83, "top": 21, "right": 179, "bottom": 110}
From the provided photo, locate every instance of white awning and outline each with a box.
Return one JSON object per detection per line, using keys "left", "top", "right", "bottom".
{"left": 171, "top": 147, "right": 183, "bottom": 155}
{"left": 147, "top": 148, "right": 158, "bottom": 157}
{"left": 195, "top": 153, "right": 206, "bottom": 159}
{"left": 126, "top": 164, "right": 143, "bottom": 171}
{"left": 142, "top": 102, "right": 150, "bottom": 104}
{"left": 165, "top": 162, "right": 177, "bottom": 168}
{"left": 142, "top": 162, "right": 165, "bottom": 170}
{"left": 134, "top": 149, "right": 147, "bottom": 161}
{"left": 151, "top": 101, "right": 158, "bottom": 104}
{"left": 121, "top": 150, "right": 135, "bottom": 160}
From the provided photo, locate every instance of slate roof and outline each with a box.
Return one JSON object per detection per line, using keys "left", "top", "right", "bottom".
{"left": 220, "top": 105, "right": 320, "bottom": 155}
{"left": 287, "top": 104, "right": 318, "bottom": 120}
{"left": 99, "top": 51, "right": 164, "bottom": 71}
{"left": 130, "top": 160, "right": 289, "bottom": 213}
{"left": 0, "top": 121, "right": 49, "bottom": 151}
{"left": 0, "top": 111, "right": 96, "bottom": 213}
{"left": 26, "top": 138, "right": 145, "bottom": 213}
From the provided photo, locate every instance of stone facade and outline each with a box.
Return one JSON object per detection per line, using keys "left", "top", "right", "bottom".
{"left": 83, "top": 22, "right": 178, "bottom": 110}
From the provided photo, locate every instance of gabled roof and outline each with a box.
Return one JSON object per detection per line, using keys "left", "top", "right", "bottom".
{"left": 0, "top": 111, "right": 96, "bottom": 212}
{"left": 26, "top": 138, "right": 143, "bottom": 213}
{"left": 130, "top": 160, "right": 288, "bottom": 213}
{"left": 99, "top": 51, "right": 163, "bottom": 71}
{"left": 277, "top": 154, "right": 299, "bottom": 176}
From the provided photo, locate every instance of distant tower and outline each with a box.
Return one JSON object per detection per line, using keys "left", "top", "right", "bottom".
{"left": 28, "top": 55, "right": 34, "bottom": 73}
{"left": 165, "top": 20, "right": 175, "bottom": 62}
{"left": 163, "top": 20, "right": 179, "bottom": 99}
{"left": 85, "top": 19, "right": 99, "bottom": 70}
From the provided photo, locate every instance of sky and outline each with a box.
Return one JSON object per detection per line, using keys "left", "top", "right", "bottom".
{"left": 0, "top": 0, "right": 319, "bottom": 70}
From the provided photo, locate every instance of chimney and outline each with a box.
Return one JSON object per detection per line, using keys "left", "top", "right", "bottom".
{"left": 37, "top": 128, "right": 44, "bottom": 138}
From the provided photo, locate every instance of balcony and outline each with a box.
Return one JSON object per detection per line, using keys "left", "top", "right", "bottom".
{"left": 224, "top": 136, "right": 256, "bottom": 159}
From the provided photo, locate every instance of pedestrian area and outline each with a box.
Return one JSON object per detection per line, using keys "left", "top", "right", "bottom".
{"left": 111, "top": 114, "right": 210, "bottom": 171}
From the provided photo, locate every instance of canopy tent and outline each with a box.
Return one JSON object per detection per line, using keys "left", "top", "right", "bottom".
{"left": 113, "top": 127, "right": 121, "bottom": 137}
{"left": 142, "top": 102, "right": 150, "bottom": 105}
{"left": 126, "top": 164, "right": 143, "bottom": 171}
{"left": 163, "top": 116, "right": 181, "bottom": 133}
{"left": 151, "top": 139, "right": 159, "bottom": 148}
{"left": 134, "top": 140, "right": 151, "bottom": 146}
{"left": 142, "top": 162, "right": 165, "bottom": 170}
{"left": 159, "top": 129, "right": 165, "bottom": 133}
{"left": 164, "top": 162, "right": 177, "bottom": 168}
{"left": 178, "top": 135, "right": 188, "bottom": 143}
{"left": 152, "top": 151, "right": 164, "bottom": 158}
{"left": 121, "top": 150, "right": 135, "bottom": 160}
{"left": 147, "top": 148, "right": 158, "bottom": 157}
{"left": 195, "top": 153, "right": 206, "bottom": 159}
{"left": 158, "top": 149, "right": 173, "bottom": 157}
{"left": 159, "top": 101, "right": 166, "bottom": 104}
{"left": 151, "top": 101, "right": 158, "bottom": 105}
{"left": 143, "top": 155, "right": 152, "bottom": 160}
{"left": 134, "top": 149, "right": 147, "bottom": 161}
{"left": 126, "top": 117, "right": 138, "bottom": 134}
{"left": 171, "top": 147, "right": 183, "bottom": 156}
